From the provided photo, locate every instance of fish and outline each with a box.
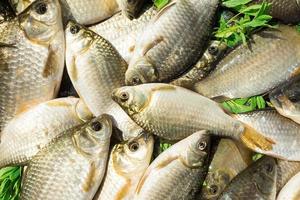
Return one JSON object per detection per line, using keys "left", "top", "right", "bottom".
{"left": 125, "top": 0, "right": 219, "bottom": 85}
{"left": 194, "top": 25, "right": 300, "bottom": 101}
{"left": 0, "top": 97, "right": 93, "bottom": 168}
{"left": 277, "top": 171, "right": 300, "bottom": 200}
{"left": 65, "top": 21, "right": 144, "bottom": 140}
{"left": 133, "top": 131, "right": 211, "bottom": 200}
{"left": 90, "top": 5, "right": 158, "bottom": 63}
{"left": 253, "top": 0, "right": 300, "bottom": 24}
{"left": 218, "top": 156, "right": 277, "bottom": 200}
{"left": 270, "top": 76, "right": 300, "bottom": 125}
{"left": 235, "top": 109, "right": 300, "bottom": 161}
{"left": 171, "top": 41, "right": 228, "bottom": 90}
{"left": 94, "top": 133, "right": 154, "bottom": 200}
{"left": 276, "top": 160, "right": 300, "bottom": 192}
{"left": 116, "top": 0, "right": 148, "bottom": 20}
{"left": 0, "top": 0, "right": 65, "bottom": 132}
{"left": 112, "top": 83, "right": 275, "bottom": 152}
{"left": 9, "top": 0, "right": 121, "bottom": 25}
{"left": 21, "top": 114, "right": 112, "bottom": 200}
{"left": 200, "top": 139, "right": 253, "bottom": 200}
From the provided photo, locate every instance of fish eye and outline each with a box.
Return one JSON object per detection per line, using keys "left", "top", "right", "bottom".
{"left": 288, "top": 94, "right": 299, "bottom": 103}
{"left": 209, "top": 185, "right": 218, "bottom": 195}
{"left": 120, "top": 92, "right": 129, "bottom": 102}
{"left": 265, "top": 163, "right": 273, "bottom": 173}
{"left": 70, "top": 25, "right": 80, "bottom": 34}
{"left": 91, "top": 121, "right": 102, "bottom": 131}
{"left": 208, "top": 46, "right": 219, "bottom": 55}
{"left": 35, "top": 2, "right": 48, "bottom": 15}
{"left": 132, "top": 77, "right": 141, "bottom": 85}
{"left": 197, "top": 141, "right": 207, "bottom": 150}
{"left": 129, "top": 141, "right": 139, "bottom": 152}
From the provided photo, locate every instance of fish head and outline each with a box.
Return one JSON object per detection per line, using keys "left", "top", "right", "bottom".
{"left": 181, "top": 131, "right": 211, "bottom": 168}
{"left": 65, "top": 21, "right": 96, "bottom": 55}
{"left": 112, "top": 86, "right": 150, "bottom": 116}
{"left": 74, "top": 114, "right": 112, "bottom": 156}
{"left": 9, "top": 0, "right": 35, "bottom": 14}
{"left": 112, "top": 132, "right": 154, "bottom": 175}
{"left": 205, "top": 41, "right": 228, "bottom": 62}
{"left": 117, "top": 0, "right": 146, "bottom": 19}
{"left": 126, "top": 58, "right": 158, "bottom": 85}
{"left": 270, "top": 77, "right": 300, "bottom": 119}
{"left": 19, "top": 0, "right": 62, "bottom": 44}
{"left": 201, "top": 170, "right": 232, "bottom": 199}
{"left": 251, "top": 157, "right": 277, "bottom": 196}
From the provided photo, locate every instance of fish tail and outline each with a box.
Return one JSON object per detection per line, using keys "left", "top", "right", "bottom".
{"left": 240, "top": 123, "right": 275, "bottom": 151}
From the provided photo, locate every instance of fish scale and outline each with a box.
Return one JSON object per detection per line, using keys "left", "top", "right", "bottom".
{"left": 21, "top": 115, "right": 112, "bottom": 200}
{"left": 0, "top": 0, "right": 65, "bottom": 132}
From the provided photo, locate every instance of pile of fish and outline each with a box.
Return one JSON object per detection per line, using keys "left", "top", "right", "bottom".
{"left": 1, "top": 0, "right": 300, "bottom": 199}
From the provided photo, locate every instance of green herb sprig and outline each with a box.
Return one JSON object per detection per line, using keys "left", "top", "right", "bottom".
{"left": 0, "top": 167, "right": 22, "bottom": 200}
{"left": 153, "top": 0, "right": 170, "bottom": 10}
{"left": 222, "top": 96, "right": 267, "bottom": 114}
{"left": 216, "top": 0, "right": 273, "bottom": 47}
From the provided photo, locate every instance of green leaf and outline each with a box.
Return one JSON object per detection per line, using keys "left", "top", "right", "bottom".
{"left": 153, "top": 0, "right": 170, "bottom": 9}
{"left": 222, "top": 0, "right": 252, "bottom": 8}
{"left": 221, "top": 96, "right": 267, "bottom": 114}
{"left": 0, "top": 167, "right": 22, "bottom": 200}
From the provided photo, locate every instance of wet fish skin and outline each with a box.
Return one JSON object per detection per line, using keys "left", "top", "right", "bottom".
{"left": 0, "top": 0, "right": 15, "bottom": 21}
{"left": 65, "top": 21, "right": 144, "bottom": 140}
{"left": 218, "top": 156, "right": 277, "bottom": 200}
{"left": 0, "top": 0, "right": 65, "bottom": 132}
{"left": 125, "top": 0, "right": 219, "bottom": 85}
{"left": 171, "top": 41, "right": 228, "bottom": 90}
{"left": 90, "top": 5, "right": 157, "bottom": 63}
{"left": 277, "top": 171, "right": 300, "bottom": 200}
{"left": 21, "top": 115, "right": 112, "bottom": 200}
{"left": 200, "top": 139, "right": 253, "bottom": 200}
{"left": 94, "top": 133, "right": 154, "bottom": 200}
{"left": 276, "top": 160, "right": 300, "bottom": 192}
{"left": 235, "top": 109, "right": 300, "bottom": 161}
{"left": 254, "top": 0, "right": 300, "bottom": 24}
{"left": 112, "top": 83, "right": 274, "bottom": 152}
{"left": 133, "top": 131, "right": 211, "bottom": 200}
{"left": 116, "top": 0, "right": 147, "bottom": 20}
{"left": 0, "top": 97, "right": 93, "bottom": 168}
{"left": 270, "top": 76, "right": 300, "bottom": 125}
{"left": 8, "top": 0, "right": 34, "bottom": 14}
{"left": 194, "top": 25, "right": 300, "bottom": 100}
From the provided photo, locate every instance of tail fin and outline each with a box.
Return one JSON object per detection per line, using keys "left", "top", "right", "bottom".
{"left": 240, "top": 123, "right": 275, "bottom": 151}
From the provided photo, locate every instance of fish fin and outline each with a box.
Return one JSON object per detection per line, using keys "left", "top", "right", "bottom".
{"left": 290, "top": 66, "right": 300, "bottom": 78}
{"left": 42, "top": 48, "right": 58, "bottom": 78}
{"left": 141, "top": 35, "right": 164, "bottom": 56}
{"left": 240, "top": 123, "right": 276, "bottom": 152}
{"left": 151, "top": 84, "right": 176, "bottom": 92}
{"left": 153, "top": 1, "right": 177, "bottom": 22}
{"left": 212, "top": 95, "right": 232, "bottom": 102}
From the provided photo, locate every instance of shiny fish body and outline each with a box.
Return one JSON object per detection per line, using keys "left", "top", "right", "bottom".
{"left": 21, "top": 115, "right": 112, "bottom": 200}
{"left": 270, "top": 76, "right": 300, "bottom": 125}
{"left": 66, "top": 22, "right": 143, "bottom": 140}
{"left": 276, "top": 160, "right": 300, "bottom": 192}
{"left": 200, "top": 139, "right": 253, "bottom": 200}
{"left": 235, "top": 110, "right": 300, "bottom": 161}
{"left": 277, "top": 171, "right": 300, "bottom": 200}
{"left": 171, "top": 41, "right": 228, "bottom": 90}
{"left": 0, "top": 97, "right": 93, "bottom": 168}
{"left": 112, "top": 83, "right": 275, "bottom": 152}
{"left": 195, "top": 25, "right": 300, "bottom": 100}
{"left": 218, "top": 156, "right": 277, "bottom": 200}
{"left": 116, "top": 0, "right": 148, "bottom": 19}
{"left": 125, "top": 0, "right": 219, "bottom": 85}
{"left": 94, "top": 133, "right": 154, "bottom": 200}
{"left": 133, "top": 131, "right": 211, "bottom": 200}
{"left": 0, "top": 0, "right": 65, "bottom": 132}
{"left": 90, "top": 6, "right": 158, "bottom": 63}
{"left": 61, "top": 0, "right": 120, "bottom": 25}
{"left": 8, "top": 0, "right": 34, "bottom": 14}
{"left": 254, "top": 0, "right": 300, "bottom": 23}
